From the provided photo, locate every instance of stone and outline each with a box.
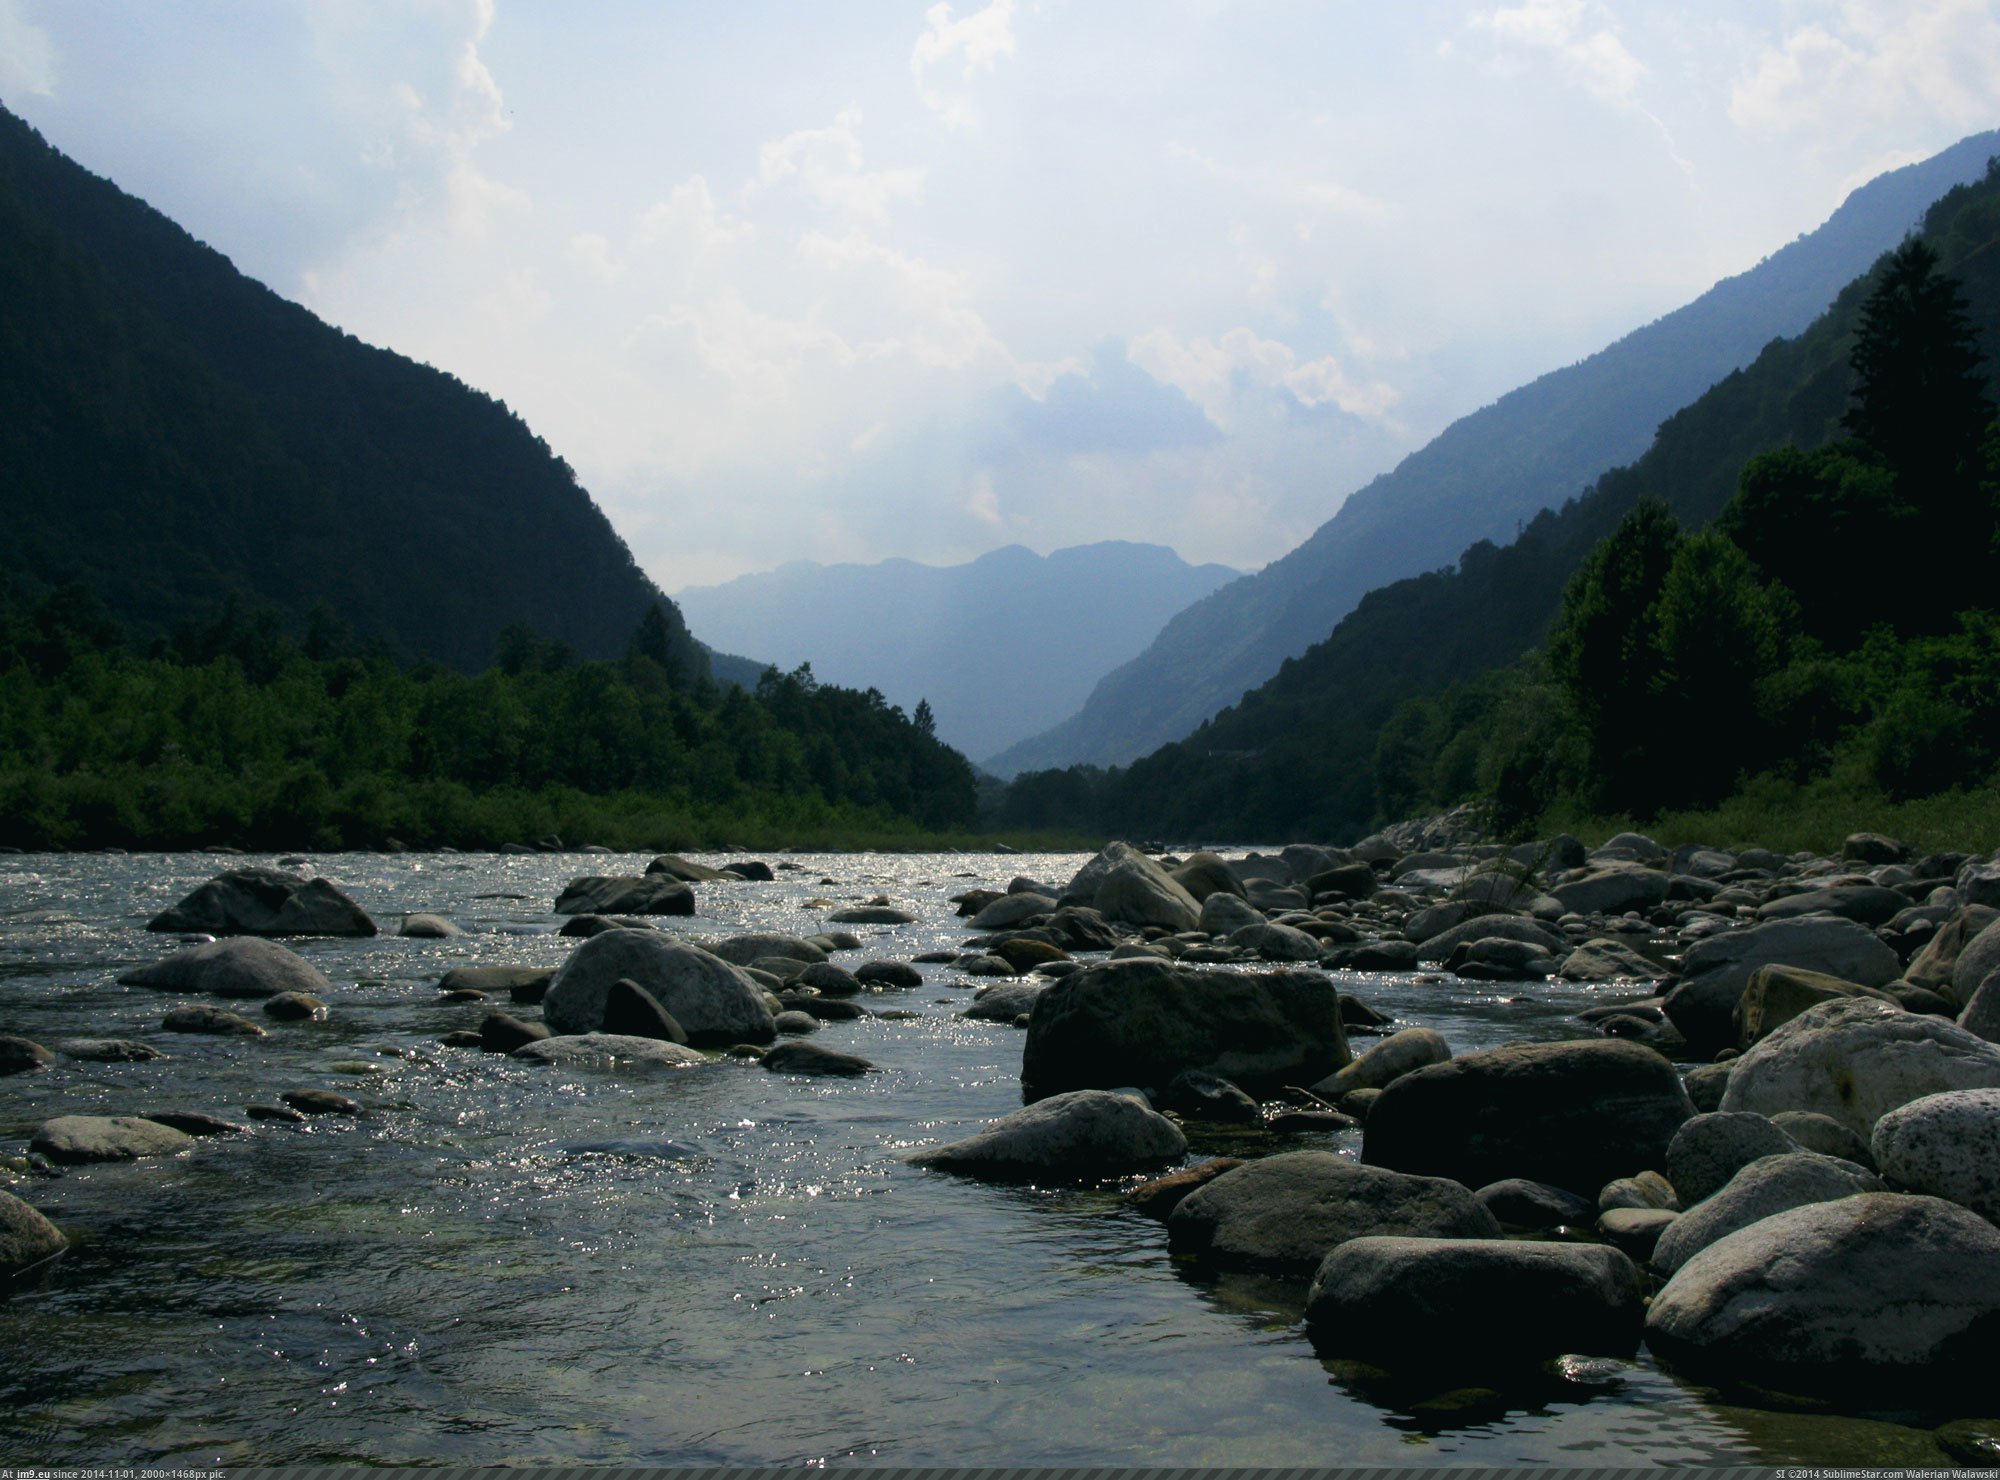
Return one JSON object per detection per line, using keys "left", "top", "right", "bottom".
{"left": 1170, "top": 852, "right": 1246, "bottom": 903}
{"left": 1720, "top": 997, "right": 2000, "bottom": 1137}
{"left": 0, "top": 1188, "right": 67, "bottom": 1275}
{"left": 1735, "top": 963, "right": 1895, "bottom": 1048}
{"left": 1446, "top": 938, "right": 1557, "bottom": 980}
{"left": 119, "top": 937, "right": 332, "bottom": 1000}
{"left": 543, "top": 931, "right": 775, "bottom": 1045}
{"left": 1755, "top": 885, "right": 1910, "bottom": 927}
{"left": 511, "top": 1033, "right": 708, "bottom": 1069}
{"left": 0, "top": 1035, "right": 54, "bottom": 1075}
{"left": 1166, "top": 1150, "right": 1500, "bottom": 1275}
{"left": 1663, "top": 916, "right": 1901, "bottom": 1057}
{"left": 1871, "top": 1088, "right": 2000, "bottom": 1222}
{"left": 1843, "top": 832, "right": 1910, "bottom": 865}
{"left": 1558, "top": 938, "right": 1663, "bottom": 982}
{"left": 723, "top": 859, "right": 775, "bottom": 882}
{"left": 439, "top": 966, "right": 556, "bottom": 1001}
{"left": 854, "top": 960, "right": 923, "bottom": 988}
{"left": 31, "top": 1114, "right": 194, "bottom": 1163}
{"left": 1125, "top": 1157, "right": 1248, "bottom": 1219}
{"left": 1044, "top": 906, "right": 1123, "bottom": 953}
{"left": 1020, "top": 958, "right": 1348, "bottom": 1099}
{"left": 962, "top": 981, "right": 1045, "bottom": 1022}
{"left": 399, "top": 913, "right": 463, "bottom": 938}
{"left": 776, "top": 993, "right": 866, "bottom": 1022}
{"left": 1645, "top": 1193, "right": 2000, "bottom": 1393}
{"left": 1345, "top": 940, "right": 1420, "bottom": 971}
{"left": 147, "top": 868, "right": 376, "bottom": 937}
{"left": 1158, "top": 1069, "right": 1262, "bottom": 1123}
{"left": 762, "top": 1041, "right": 874, "bottom": 1076}
{"left": 989, "top": 938, "right": 1070, "bottom": 973}
{"left": 1313, "top": 1026, "right": 1450, "bottom": 1099}
{"left": 1903, "top": 905, "right": 1999, "bottom": 995}
{"left": 700, "top": 933, "right": 828, "bottom": 968}
{"left": 1598, "top": 1206, "right": 1679, "bottom": 1261}
{"left": 281, "top": 1089, "right": 361, "bottom": 1116}
{"left": 54, "top": 1038, "right": 162, "bottom": 1063}
{"left": 1305, "top": 1237, "right": 1644, "bottom": 1365}
{"left": 1228, "top": 922, "right": 1325, "bottom": 962}
{"left": 1198, "top": 892, "right": 1265, "bottom": 935}
{"left": 1666, "top": 1111, "right": 1800, "bottom": 1207}
{"left": 1769, "top": 1110, "right": 1875, "bottom": 1168}
{"left": 1682, "top": 1060, "right": 1734, "bottom": 1113}
{"left": 1476, "top": 1178, "right": 1598, "bottom": 1230}
{"left": 1952, "top": 918, "right": 2000, "bottom": 1006}
{"left": 827, "top": 905, "right": 916, "bottom": 924}
{"left": 262, "top": 992, "right": 327, "bottom": 1021}
{"left": 1960, "top": 971, "right": 2000, "bottom": 1043}
{"left": 600, "top": 978, "right": 688, "bottom": 1043}
{"left": 558, "top": 914, "right": 656, "bottom": 938}
{"left": 1305, "top": 862, "right": 1377, "bottom": 900}
{"left": 1094, "top": 857, "right": 1201, "bottom": 933}
{"left": 907, "top": 1089, "right": 1186, "bottom": 1181}
{"left": 1058, "top": 840, "right": 1156, "bottom": 906}
{"left": 1548, "top": 864, "right": 1668, "bottom": 916}
{"left": 139, "top": 1111, "right": 247, "bottom": 1136}
{"left": 967, "top": 892, "right": 1056, "bottom": 930}
{"left": 645, "top": 853, "right": 736, "bottom": 882}
{"left": 479, "top": 1011, "right": 549, "bottom": 1052}
{"left": 245, "top": 1103, "right": 308, "bottom": 1122}
{"left": 793, "top": 962, "right": 860, "bottom": 996}
{"left": 773, "top": 1010, "right": 821, "bottom": 1034}
{"left": 1599, "top": 1169, "right": 1679, "bottom": 1211}
{"left": 1362, "top": 1038, "right": 1695, "bottom": 1196}
{"left": 551, "top": 876, "right": 695, "bottom": 916}
{"left": 1652, "top": 1152, "right": 1883, "bottom": 1273}
{"left": 162, "top": 1005, "right": 266, "bottom": 1036}
{"left": 1936, "top": 1421, "right": 2000, "bottom": 1468}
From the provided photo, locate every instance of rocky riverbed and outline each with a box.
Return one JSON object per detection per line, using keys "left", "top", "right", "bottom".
{"left": 3, "top": 826, "right": 1999, "bottom": 1467}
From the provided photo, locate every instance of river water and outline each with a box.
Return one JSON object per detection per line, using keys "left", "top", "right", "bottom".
{"left": 0, "top": 850, "right": 1966, "bottom": 1467}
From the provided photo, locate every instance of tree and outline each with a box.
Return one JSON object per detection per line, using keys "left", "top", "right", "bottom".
{"left": 912, "top": 698, "right": 936, "bottom": 739}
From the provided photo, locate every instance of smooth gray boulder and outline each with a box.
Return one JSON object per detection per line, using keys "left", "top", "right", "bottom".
{"left": 511, "top": 1033, "right": 707, "bottom": 1068}
{"left": 30, "top": 1114, "right": 194, "bottom": 1163}
{"left": 826, "top": 905, "right": 916, "bottom": 925}
{"left": 1414, "top": 914, "right": 1563, "bottom": 964}
{"left": 1646, "top": 1193, "right": 2000, "bottom": 1391}
{"left": 543, "top": 931, "right": 775, "bottom": 1044}
{"left": 1475, "top": 1178, "right": 1598, "bottom": 1229}
{"left": 1305, "top": 1236, "right": 1644, "bottom": 1364}
{"left": 1905, "top": 905, "right": 1999, "bottom": 995}
{"left": 906, "top": 1089, "right": 1185, "bottom": 1181}
{"left": 1652, "top": 1151, "right": 1883, "bottom": 1273}
{"left": 853, "top": 959, "right": 923, "bottom": 988}
{"left": 146, "top": 868, "right": 376, "bottom": 937}
{"left": 1559, "top": 938, "right": 1664, "bottom": 982}
{"left": 1020, "top": 958, "right": 1347, "bottom": 1099}
{"left": 1314, "top": 1026, "right": 1450, "bottom": 1099}
{"left": 1734, "top": 963, "right": 1897, "bottom": 1048}
{"left": 439, "top": 965, "right": 556, "bottom": 1000}
{"left": 399, "top": 913, "right": 463, "bottom": 938}
{"left": 700, "top": 933, "right": 828, "bottom": 968}
{"left": 1755, "top": 885, "right": 1909, "bottom": 926}
{"left": 1197, "top": 892, "right": 1265, "bottom": 935}
{"left": 1058, "top": 840, "right": 1155, "bottom": 906}
{"left": 1228, "top": 921, "right": 1324, "bottom": 962}
{"left": 1871, "top": 1088, "right": 2000, "bottom": 1222}
{"left": 162, "top": 1005, "right": 266, "bottom": 1036}
{"left": 1666, "top": 1111, "right": 1800, "bottom": 1207}
{"left": 762, "top": 1041, "right": 874, "bottom": 1076}
{"left": 1960, "top": 970, "right": 2000, "bottom": 1042}
{"left": 0, "top": 1189, "right": 67, "bottom": 1275}
{"left": 1769, "top": 1110, "right": 1875, "bottom": 1167}
{"left": 1171, "top": 851, "right": 1247, "bottom": 903}
{"left": 119, "top": 937, "right": 332, "bottom": 1000}
{"left": 1664, "top": 916, "right": 1901, "bottom": 1056}
{"left": 1363, "top": 1038, "right": 1695, "bottom": 1196}
{"left": 1166, "top": 1150, "right": 1500, "bottom": 1274}
{"left": 600, "top": 978, "right": 688, "bottom": 1043}
{"left": 54, "top": 1038, "right": 162, "bottom": 1063}
{"left": 551, "top": 875, "right": 695, "bottom": 916}
{"left": 968, "top": 892, "right": 1056, "bottom": 930}
{"left": 962, "top": 981, "right": 1045, "bottom": 1021}
{"left": 1094, "top": 857, "right": 1200, "bottom": 932}
{"left": 1548, "top": 864, "right": 1668, "bottom": 916}
{"left": 263, "top": 991, "right": 327, "bottom": 1021}
{"left": 1953, "top": 918, "right": 2000, "bottom": 1006}
{"left": 1720, "top": 997, "right": 2000, "bottom": 1137}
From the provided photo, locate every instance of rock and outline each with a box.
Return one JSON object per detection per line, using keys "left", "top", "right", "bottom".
{"left": 1755, "top": 885, "right": 1910, "bottom": 927}
{"left": 0, "top": 1035, "right": 54, "bottom": 1075}
{"left": 1653, "top": 1152, "right": 1884, "bottom": 1273}
{"left": 826, "top": 905, "right": 916, "bottom": 924}
{"left": 479, "top": 1011, "right": 549, "bottom": 1052}
{"left": 907, "top": 1089, "right": 1186, "bottom": 1181}
{"left": 968, "top": 893, "right": 1056, "bottom": 930}
{"left": 558, "top": 914, "right": 657, "bottom": 938}
{"left": 1720, "top": 997, "right": 2000, "bottom": 1137}
{"left": 1682, "top": 1060, "right": 1734, "bottom": 1113}
{"left": 1170, "top": 851, "right": 1246, "bottom": 903}
{"left": 1228, "top": 922, "right": 1324, "bottom": 962}
{"left": 139, "top": 1111, "right": 247, "bottom": 1136}
{"left": 1345, "top": 939, "right": 1420, "bottom": 971}
{"left": 1043, "top": 905, "right": 1122, "bottom": 953}
{"left": 1663, "top": 916, "right": 1902, "bottom": 1057}
{"left": 511, "top": 1033, "right": 708, "bottom": 1068}
{"left": 1125, "top": 1157, "right": 1247, "bottom": 1219}
{"left": 1734, "top": 963, "right": 1896, "bottom": 1048}
{"left": 543, "top": 931, "right": 775, "bottom": 1045}
{"left": 31, "top": 1114, "right": 194, "bottom": 1163}
{"left": 700, "top": 933, "right": 828, "bottom": 968}
{"left": 399, "top": 913, "right": 463, "bottom": 938}
{"left": 772, "top": 1010, "right": 820, "bottom": 1034}
{"left": 245, "top": 1103, "right": 308, "bottom": 1122}
{"left": 1871, "top": 1087, "right": 2000, "bottom": 1222}
{"left": 281, "top": 1089, "right": 362, "bottom": 1116}
{"left": 1769, "top": 1110, "right": 1874, "bottom": 1167}
{"left": 1952, "top": 918, "right": 2000, "bottom": 1006}
{"left": 1446, "top": 937, "right": 1557, "bottom": 980}
{"left": 1645, "top": 1193, "right": 2000, "bottom": 1392}
{"left": 1548, "top": 864, "right": 1668, "bottom": 917}
{"left": 1158, "top": 1069, "right": 1261, "bottom": 1123}
{"left": 551, "top": 876, "right": 695, "bottom": 916}
{"left": 1058, "top": 840, "right": 1156, "bottom": 906}
{"left": 1166, "top": 1150, "right": 1500, "bottom": 1274}
{"left": 762, "top": 1041, "right": 874, "bottom": 1076}
{"left": 119, "top": 937, "right": 332, "bottom": 1000}
{"left": 792, "top": 962, "right": 859, "bottom": 996}
{"left": 1475, "top": 1178, "right": 1597, "bottom": 1230}
{"left": 1402, "top": 900, "right": 1505, "bottom": 945}
{"left": 1362, "top": 1038, "right": 1695, "bottom": 1196}
{"left": 147, "top": 868, "right": 376, "bottom": 937}
{"left": 162, "top": 1005, "right": 266, "bottom": 1036}
{"left": 1198, "top": 892, "right": 1265, "bottom": 935}
{"left": 1844, "top": 832, "right": 1910, "bottom": 865}
{"left": 1666, "top": 1111, "right": 1799, "bottom": 1206}
{"left": 853, "top": 959, "right": 923, "bottom": 988}
{"left": 438, "top": 1030, "right": 485, "bottom": 1048}
{"left": 989, "top": 938, "right": 1070, "bottom": 973}
{"left": 1558, "top": 938, "right": 1664, "bottom": 982}
{"left": 262, "top": 992, "right": 327, "bottom": 1021}
{"left": 1599, "top": 1169, "right": 1679, "bottom": 1211}
{"left": 0, "top": 1188, "right": 67, "bottom": 1275}
{"left": 1598, "top": 1206, "right": 1680, "bottom": 1261}
{"left": 1904, "top": 905, "right": 1999, "bottom": 995}
{"left": 1305, "top": 1236, "right": 1644, "bottom": 1364}
{"left": 1094, "top": 857, "right": 1201, "bottom": 933}
{"left": 962, "top": 981, "right": 1045, "bottom": 1022}
{"left": 1306, "top": 862, "right": 1378, "bottom": 900}
{"left": 439, "top": 966, "right": 556, "bottom": 1001}
{"left": 1313, "top": 1026, "right": 1450, "bottom": 1099}
{"left": 1020, "top": 958, "right": 1347, "bottom": 1100}
{"left": 1960, "top": 971, "right": 2000, "bottom": 1043}
{"left": 645, "top": 853, "right": 736, "bottom": 882}
{"left": 54, "top": 1038, "right": 162, "bottom": 1063}
{"left": 600, "top": 978, "right": 689, "bottom": 1043}
{"left": 723, "top": 859, "right": 775, "bottom": 882}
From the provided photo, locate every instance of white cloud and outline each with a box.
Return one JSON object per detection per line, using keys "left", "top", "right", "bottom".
{"left": 0, "top": 0, "right": 55, "bottom": 97}
{"left": 748, "top": 108, "right": 924, "bottom": 226}
{"left": 964, "top": 470, "right": 1003, "bottom": 527}
{"left": 1475, "top": 0, "right": 1645, "bottom": 101}
{"left": 1127, "top": 327, "right": 1401, "bottom": 430}
{"left": 911, "top": 0, "right": 1016, "bottom": 127}
{"left": 1168, "top": 142, "right": 1396, "bottom": 226}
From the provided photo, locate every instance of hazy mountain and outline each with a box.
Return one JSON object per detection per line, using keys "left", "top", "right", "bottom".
{"left": 987, "top": 129, "right": 2000, "bottom": 777}
{"left": 0, "top": 104, "right": 700, "bottom": 674}
{"left": 675, "top": 542, "right": 1238, "bottom": 759}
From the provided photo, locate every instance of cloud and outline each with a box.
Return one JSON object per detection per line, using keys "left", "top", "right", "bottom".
{"left": 1003, "top": 341, "right": 1220, "bottom": 456}
{"left": 0, "top": 0, "right": 55, "bottom": 96}
{"left": 1127, "top": 327, "right": 1401, "bottom": 430}
{"left": 1474, "top": 0, "right": 1645, "bottom": 101}
{"left": 1168, "top": 143, "right": 1397, "bottom": 227}
{"left": 748, "top": 108, "right": 924, "bottom": 226}
{"left": 911, "top": 0, "right": 1016, "bottom": 127}
{"left": 964, "top": 470, "right": 1003, "bottom": 527}
{"left": 1730, "top": 1, "right": 2000, "bottom": 144}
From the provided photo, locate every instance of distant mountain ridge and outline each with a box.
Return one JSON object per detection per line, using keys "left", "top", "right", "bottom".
{"left": 674, "top": 541, "right": 1237, "bottom": 759}
{"left": 0, "top": 103, "right": 699, "bottom": 673}
{"left": 987, "top": 129, "right": 2000, "bottom": 776}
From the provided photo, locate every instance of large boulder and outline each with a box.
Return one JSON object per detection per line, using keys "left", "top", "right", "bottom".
{"left": 1663, "top": 916, "right": 1901, "bottom": 1057}
{"left": 1414, "top": 914, "right": 1563, "bottom": 964}
{"left": 551, "top": 875, "right": 695, "bottom": 916}
{"left": 646, "top": 853, "right": 737, "bottom": 882}
{"left": 543, "top": 931, "right": 775, "bottom": 1044}
{"left": 0, "top": 1036, "right": 54, "bottom": 1075}
{"left": 1755, "top": 885, "right": 1909, "bottom": 927}
{"left": 1166, "top": 1150, "right": 1500, "bottom": 1274}
{"left": 1651, "top": 1151, "right": 1884, "bottom": 1274}
{"left": 699, "top": 933, "right": 827, "bottom": 968}
{"left": 1645, "top": 1193, "right": 2000, "bottom": 1393}
{"left": 967, "top": 893, "right": 1056, "bottom": 931}
{"left": 1547, "top": 864, "right": 1668, "bottom": 916}
{"left": 1558, "top": 938, "right": 1663, "bottom": 982}
{"left": 1719, "top": 997, "right": 2000, "bottom": 1137}
{"left": 1733, "top": 963, "right": 1896, "bottom": 1048}
{"left": 510, "top": 1033, "right": 707, "bottom": 1069}
{"left": 0, "top": 1189, "right": 67, "bottom": 1275}
{"left": 906, "top": 1089, "right": 1185, "bottom": 1181}
{"left": 1665, "top": 1110, "right": 1799, "bottom": 1207}
{"left": 1952, "top": 918, "right": 2000, "bottom": 1006}
{"left": 1170, "top": 851, "right": 1246, "bottom": 903}
{"left": 119, "top": 937, "right": 331, "bottom": 1000}
{"left": 1904, "top": 905, "right": 1999, "bottom": 996}
{"left": 1362, "top": 1038, "right": 1695, "bottom": 1196}
{"left": 1058, "top": 840, "right": 1153, "bottom": 906}
{"left": 1313, "top": 1026, "right": 1451, "bottom": 1099}
{"left": 1305, "top": 1237, "right": 1644, "bottom": 1365}
{"left": 1228, "top": 922, "right": 1324, "bottom": 962}
{"left": 1871, "top": 1088, "right": 2000, "bottom": 1222}
{"left": 146, "top": 868, "right": 376, "bottom": 937}
{"left": 1020, "top": 958, "right": 1348, "bottom": 1100}
{"left": 1093, "top": 857, "right": 1200, "bottom": 932}
{"left": 1197, "top": 892, "right": 1265, "bottom": 935}
{"left": 30, "top": 1114, "right": 194, "bottom": 1163}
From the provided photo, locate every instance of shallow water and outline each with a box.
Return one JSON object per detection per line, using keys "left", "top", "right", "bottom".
{"left": 0, "top": 850, "right": 1967, "bottom": 1466}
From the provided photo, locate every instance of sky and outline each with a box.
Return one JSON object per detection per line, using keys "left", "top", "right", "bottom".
{"left": 5, "top": 2, "right": 2000, "bottom": 593}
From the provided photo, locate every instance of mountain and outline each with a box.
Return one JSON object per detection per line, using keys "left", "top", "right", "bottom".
{"left": 988, "top": 130, "right": 2000, "bottom": 777}
{"left": 674, "top": 542, "right": 1238, "bottom": 760}
{"left": 0, "top": 103, "right": 700, "bottom": 674}
{"left": 1053, "top": 155, "right": 2000, "bottom": 842}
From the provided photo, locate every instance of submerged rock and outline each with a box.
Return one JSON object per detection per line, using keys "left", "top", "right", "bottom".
{"left": 31, "top": 1114, "right": 194, "bottom": 1163}
{"left": 551, "top": 876, "right": 695, "bottom": 916}
{"left": 0, "top": 1188, "right": 67, "bottom": 1275}
{"left": 161, "top": 1005, "right": 267, "bottom": 1036}
{"left": 120, "top": 937, "right": 332, "bottom": 1000}
{"left": 761, "top": 1041, "right": 874, "bottom": 1076}
{"left": 510, "top": 1033, "right": 707, "bottom": 1069}
{"left": 907, "top": 1089, "right": 1185, "bottom": 1181}
{"left": 147, "top": 868, "right": 376, "bottom": 937}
